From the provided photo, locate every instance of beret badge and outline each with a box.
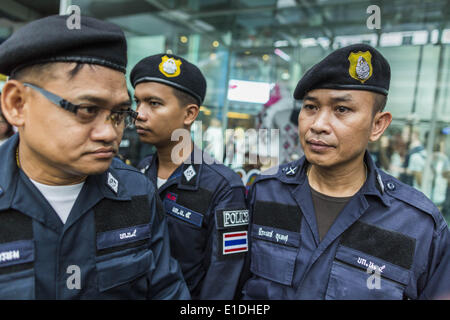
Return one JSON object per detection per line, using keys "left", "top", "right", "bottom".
{"left": 159, "top": 55, "right": 182, "bottom": 78}
{"left": 348, "top": 51, "right": 373, "bottom": 83}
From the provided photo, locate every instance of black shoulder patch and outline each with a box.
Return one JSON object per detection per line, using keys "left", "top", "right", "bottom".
{"left": 94, "top": 196, "right": 151, "bottom": 256}
{"left": 94, "top": 196, "right": 150, "bottom": 232}
{"left": 164, "top": 185, "right": 213, "bottom": 215}
{"left": 340, "top": 221, "right": 416, "bottom": 270}
{"left": 0, "top": 209, "right": 33, "bottom": 243}
{"left": 253, "top": 201, "right": 301, "bottom": 232}
{"left": 154, "top": 195, "right": 165, "bottom": 222}
{"left": 0, "top": 209, "right": 34, "bottom": 275}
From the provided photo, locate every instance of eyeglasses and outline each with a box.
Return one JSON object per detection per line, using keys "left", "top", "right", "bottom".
{"left": 23, "top": 83, "right": 138, "bottom": 128}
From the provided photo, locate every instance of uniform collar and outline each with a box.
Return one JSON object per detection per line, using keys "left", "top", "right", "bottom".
{"left": 0, "top": 134, "right": 130, "bottom": 222}
{"left": 148, "top": 144, "right": 205, "bottom": 192}
{"left": 96, "top": 161, "right": 132, "bottom": 201}
{"left": 359, "top": 151, "right": 391, "bottom": 207}
{"left": 0, "top": 134, "right": 20, "bottom": 211}
{"left": 276, "top": 150, "right": 390, "bottom": 207}
{"left": 177, "top": 144, "right": 204, "bottom": 191}
{"left": 276, "top": 156, "right": 309, "bottom": 185}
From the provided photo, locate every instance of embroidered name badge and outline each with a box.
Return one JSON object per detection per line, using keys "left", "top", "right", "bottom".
{"left": 96, "top": 224, "right": 151, "bottom": 250}
{"left": 163, "top": 198, "right": 204, "bottom": 227}
{"left": 0, "top": 240, "right": 34, "bottom": 268}
{"left": 252, "top": 224, "right": 301, "bottom": 248}
{"left": 223, "top": 231, "right": 248, "bottom": 255}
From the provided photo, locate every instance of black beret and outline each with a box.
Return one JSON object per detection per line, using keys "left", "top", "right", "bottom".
{"left": 130, "top": 53, "right": 206, "bottom": 105}
{"left": 294, "top": 43, "right": 390, "bottom": 100}
{"left": 0, "top": 14, "right": 127, "bottom": 75}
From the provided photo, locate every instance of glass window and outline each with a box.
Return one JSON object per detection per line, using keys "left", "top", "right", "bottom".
{"left": 1, "top": 0, "right": 449, "bottom": 224}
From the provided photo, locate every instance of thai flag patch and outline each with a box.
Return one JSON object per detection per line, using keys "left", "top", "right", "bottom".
{"left": 223, "top": 231, "right": 248, "bottom": 255}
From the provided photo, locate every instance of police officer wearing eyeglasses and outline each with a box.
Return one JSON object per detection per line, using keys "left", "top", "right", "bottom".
{"left": 242, "top": 44, "right": 450, "bottom": 300}
{"left": 0, "top": 15, "right": 189, "bottom": 299}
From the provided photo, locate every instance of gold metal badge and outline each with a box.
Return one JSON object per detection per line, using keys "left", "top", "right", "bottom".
{"left": 348, "top": 51, "right": 373, "bottom": 83}
{"left": 159, "top": 55, "right": 182, "bottom": 78}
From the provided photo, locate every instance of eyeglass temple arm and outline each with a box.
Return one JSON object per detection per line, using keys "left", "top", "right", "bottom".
{"left": 23, "top": 83, "right": 78, "bottom": 113}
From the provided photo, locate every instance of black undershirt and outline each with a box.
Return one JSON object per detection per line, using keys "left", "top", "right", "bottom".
{"left": 310, "top": 186, "right": 352, "bottom": 241}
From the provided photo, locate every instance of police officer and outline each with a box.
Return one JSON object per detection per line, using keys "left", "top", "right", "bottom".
{"left": 131, "top": 54, "right": 248, "bottom": 299}
{"left": 0, "top": 15, "right": 189, "bottom": 299}
{"left": 242, "top": 43, "right": 450, "bottom": 299}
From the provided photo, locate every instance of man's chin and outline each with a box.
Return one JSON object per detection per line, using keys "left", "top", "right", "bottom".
{"left": 304, "top": 153, "right": 336, "bottom": 169}
{"left": 78, "top": 159, "right": 114, "bottom": 176}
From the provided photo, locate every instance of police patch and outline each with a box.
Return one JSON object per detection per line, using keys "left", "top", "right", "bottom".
{"left": 216, "top": 208, "right": 249, "bottom": 229}
{"left": 159, "top": 55, "right": 182, "bottom": 78}
{"left": 348, "top": 51, "right": 373, "bottom": 83}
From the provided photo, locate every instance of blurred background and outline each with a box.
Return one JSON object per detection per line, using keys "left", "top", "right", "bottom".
{"left": 0, "top": 0, "right": 449, "bottom": 223}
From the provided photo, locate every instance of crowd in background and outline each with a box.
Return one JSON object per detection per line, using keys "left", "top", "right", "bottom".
{"left": 2, "top": 106, "right": 449, "bottom": 224}
{"left": 369, "top": 126, "right": 450, "bottom": 220}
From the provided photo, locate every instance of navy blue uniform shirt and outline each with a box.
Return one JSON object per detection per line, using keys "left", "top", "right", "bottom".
{"left": 0, "top": 134, "right": 190, "bottom": 299}
{"left": 138, "top": 146, "right": 248, "bottom": 299}
{"left": 242, "top": 152, "right": 450, "bottom": 299}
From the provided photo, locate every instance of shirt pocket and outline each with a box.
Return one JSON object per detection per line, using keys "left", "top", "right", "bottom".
{"left": 0, "top": 240, "right": 35, "bottom": 300}
{"left": 96, "top": 246, "right": 152, "bottom": 294}
{"left": 325, "top": 245, "right": 410, "bottom": 300}
{"left": 95, "top": 224, "right": 152, "bottom": 298}
{"left": 250, "top": 224, "right": 300, "bottom": 286}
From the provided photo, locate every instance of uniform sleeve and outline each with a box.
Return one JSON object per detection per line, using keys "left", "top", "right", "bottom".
{"left": 196, "top": 183, "right": 248, "bottom": 300}
{"left": 418, "top": 224, "right": 450, "bottom": 299}
{"left": 235, "top": 182, "right": 257, "bottom": 299}
{"left": 146, "top": 192, "right": 191, "bottom": 299}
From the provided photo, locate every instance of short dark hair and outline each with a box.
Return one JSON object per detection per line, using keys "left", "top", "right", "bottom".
{"left": 171, "top": 87, "right": 199, "bottom": 108}
{"left": 372, "top": 92, "right": 387, "bottom": 116}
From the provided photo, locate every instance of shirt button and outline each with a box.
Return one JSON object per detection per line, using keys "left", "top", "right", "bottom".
{"left": 386, "top": 182, "right": 396, "bottom": 191}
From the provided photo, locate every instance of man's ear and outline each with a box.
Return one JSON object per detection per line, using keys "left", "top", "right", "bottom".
{"left": 1, "top": 80, "right": 28, "bottom": 127}
{"left": 183, "top": 104, "right": 199, "bottom": 126}
{"left": 369, "top": 111, "right": 392, "bottom": 142}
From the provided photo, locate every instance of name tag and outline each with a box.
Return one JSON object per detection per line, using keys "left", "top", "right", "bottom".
{"left": 0, "top": 240, "right": 34, "bottom": 268}
{"left": 96, "top": 224, "right": 151, "bottom": 250}
{"left": 251, "top": 224, "right": 300, "bottom": 248}
{"left": 163, "top": 198, "right": 204, "bottom": 227}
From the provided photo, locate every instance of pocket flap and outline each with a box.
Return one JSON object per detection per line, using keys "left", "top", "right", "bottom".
{"left": 97, "top": 249, "right": 151, "bottom": 292}
{"left": 335, "top": 245, "right": 410, "bottom": 285}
